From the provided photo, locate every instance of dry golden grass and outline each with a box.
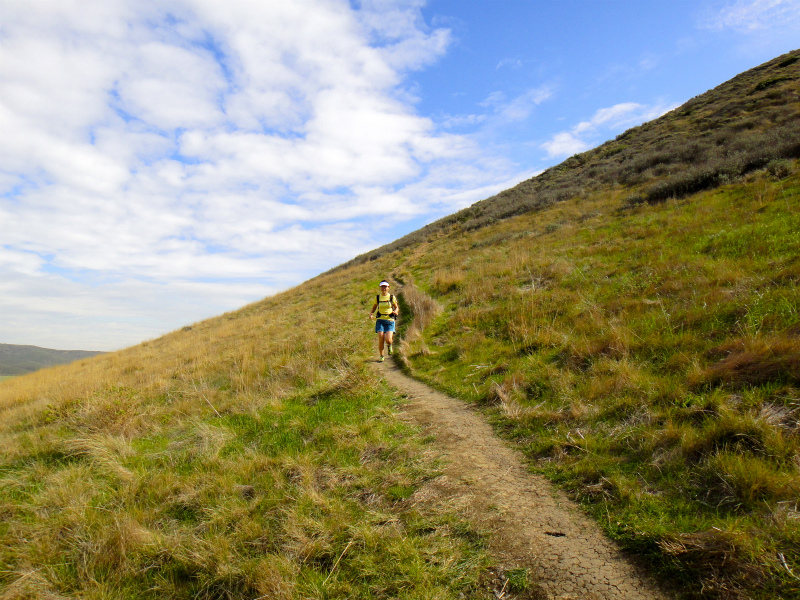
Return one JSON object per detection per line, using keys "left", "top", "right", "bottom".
{"left": 432, "top": 268, "right": 465, "bottom": 294}
{"left": 691, "top": 336, "right": 800, "bottom": 389}
{"left": 396, "top": 279, "right": 443, "bottom": 364}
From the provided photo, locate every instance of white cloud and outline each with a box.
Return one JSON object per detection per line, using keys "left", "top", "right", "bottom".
{"left": 464, "top": 85, "right": 554, "bottom": 130}
{"left": 497, "top": 57, "right": 523, "bottom": 70}
{"left": 541, "top": 101, "right": 677, "bottom": 159}
{"left": 115, "top": 42, "right": 227, "bottom": 130}
{"left": 703, "top": 0, "right": 800, "bottom": 31}
{"left": 441, "top": 114, "right": 487, "bottom": 129}
{"left": 0, "top": 261, "right": 280, "bottom": 350}
{"left": 497, "top": 87, "right": 554, "bottom": 122}
{"left": 540, "top": 132, "right": 590, "bottom": 159}
{"left": 573, "top": 102, "right": 646, "bottom": 134}
{"left": 479, "top": 91, "right": 507, "bottom": 108}
{"left": 478, "top": 87, "right": 553, "bottom": 118}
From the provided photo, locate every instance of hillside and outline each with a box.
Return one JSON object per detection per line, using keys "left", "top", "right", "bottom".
{"left": 390, "top": 166, "right": 799, "bottom": 598}
{"left": 1, "top": 50, "right": 799, "bottom": 600}
{"left": 0, "top": 343, "right": 105, "bottom": 376}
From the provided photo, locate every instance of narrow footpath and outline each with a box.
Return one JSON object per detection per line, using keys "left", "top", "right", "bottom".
{"left": 374, "top": 358, "right": 673, "bottom": 600}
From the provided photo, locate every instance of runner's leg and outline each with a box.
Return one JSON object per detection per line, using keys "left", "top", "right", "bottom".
{"left": 377, "top": 331, "right": 385, "bottom": 356}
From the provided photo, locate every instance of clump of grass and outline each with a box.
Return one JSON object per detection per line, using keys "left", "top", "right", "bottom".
{"left": 394, "top": 279, "right": 443, "bottom": 369}
{"left": 658, "top": 529, "right": 767, "bottom": 598}
{"left": 690, "top": 337, "right": 800, "bottom": 389}
{"left": 695, "top": 451, "right": 798, "bottom": 511}
{"left": 432, "top": 268, "right": 466, "bottom": 294}
{"left": 503, "top": 567, "right": 531, "bottom": 592}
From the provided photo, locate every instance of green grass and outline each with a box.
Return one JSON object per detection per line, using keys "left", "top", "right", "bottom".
{"left": 396, "top": 167, "right": 800, "bottom": 599}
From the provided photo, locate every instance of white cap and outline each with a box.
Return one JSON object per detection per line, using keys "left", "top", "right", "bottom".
{"left": 379, "top": 280, "right": 389, "bottom": 286}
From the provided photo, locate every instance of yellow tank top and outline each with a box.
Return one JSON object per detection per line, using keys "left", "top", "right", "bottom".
{"left": 376, "top": 293, "right": 395, "bottom": 319}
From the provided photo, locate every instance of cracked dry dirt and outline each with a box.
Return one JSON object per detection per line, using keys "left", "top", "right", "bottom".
{"left": 373, "top": 359, "right": 673, "bottom": 600}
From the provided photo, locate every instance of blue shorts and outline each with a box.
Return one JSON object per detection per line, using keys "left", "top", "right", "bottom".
{"left": 375, "top": 319, "right": 396, "bottom": 333}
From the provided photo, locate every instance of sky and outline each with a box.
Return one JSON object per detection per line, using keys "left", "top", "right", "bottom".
{"left": 1, "top": 0, "right": 799, "bottom": 351}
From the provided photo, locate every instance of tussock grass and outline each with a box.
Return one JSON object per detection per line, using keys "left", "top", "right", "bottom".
{"left": 691, "top": 336, "right": 800, "bottom": 389}
{"left": 432, "top": 268, "right": 465, "bottom": 294}
{"left": 395, "top": 278, "right": 443, "bottom": 367}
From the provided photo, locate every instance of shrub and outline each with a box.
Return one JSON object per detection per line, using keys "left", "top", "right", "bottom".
{"left": 778, "top": 55, "right": 799, "bottom": 68}
{"left": 645, "top": 166, "right": 725, "bottom": 204}
{"left": 753, "top": 76, "right": 792, "bottom": 92}
{"left": 767, "top": 158, "right": 794, "bottom": 179}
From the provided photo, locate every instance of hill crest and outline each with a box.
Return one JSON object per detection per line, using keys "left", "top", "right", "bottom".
{"left": 331, "top": 48, "right": 800, "bottom": 272}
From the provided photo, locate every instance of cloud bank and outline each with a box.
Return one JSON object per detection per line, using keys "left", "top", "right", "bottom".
{"left": 0, "top": 0, "right": 518, "bottom": 349}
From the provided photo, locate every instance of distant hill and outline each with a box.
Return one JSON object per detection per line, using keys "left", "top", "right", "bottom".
{"left": 0, "top": 343, "right": 105, "bottom": 375}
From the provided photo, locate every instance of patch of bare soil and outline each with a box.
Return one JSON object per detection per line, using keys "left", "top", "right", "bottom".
{"left": 373, "top": 359, "right": 673, "bottom": 600}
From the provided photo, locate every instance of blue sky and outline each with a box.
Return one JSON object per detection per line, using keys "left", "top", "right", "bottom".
{"left": 1, "top": 0, "right": 799, "bottom": 350}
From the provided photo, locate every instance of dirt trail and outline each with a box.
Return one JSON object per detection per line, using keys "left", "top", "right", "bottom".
{"left": 374, "top": 359, "right": 672, "bottom": 600}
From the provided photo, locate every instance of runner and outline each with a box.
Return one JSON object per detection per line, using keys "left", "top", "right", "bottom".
{"left": 369, "top": 280, "right": 399, "bottom": 362}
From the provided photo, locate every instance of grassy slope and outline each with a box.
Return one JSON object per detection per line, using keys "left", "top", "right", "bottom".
{"left": 0, "top": 265, "right": 496, "bottom": 600}
{"left": 394, "top": 167, "right": 800, "bottom": 599}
